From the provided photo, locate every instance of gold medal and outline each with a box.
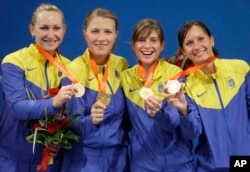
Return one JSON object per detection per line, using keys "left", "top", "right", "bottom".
{"left": 96, "top": 92, "right": 111, "bottom": 106}
{"left": 139, "top": 87, "right": 153, "bottom": 99}
{"left": 73, "top": 83, "right": 85, "bottom": 97}
{"left": 166, "top": 80, "right": 181, "bottom": 94}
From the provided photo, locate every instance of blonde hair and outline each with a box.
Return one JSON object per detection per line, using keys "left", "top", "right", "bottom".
{"left": 30, "top": 3, "right": 65, "bottom": 25}
{"left": 84, "top": 8, "right": 118, "bottom": 31}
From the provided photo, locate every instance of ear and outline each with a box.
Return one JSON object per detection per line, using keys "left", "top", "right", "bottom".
{"left": 160, "top": 41, "right": 165, "bottom": 52}
{"left": 131, "top": 41, "right": 135, "bottom": 51}
{"left": 211, "top": 35, "right": 215, "bottom": 47}
{"left": 63, "top": 24, "right": 66, "bottom": 33}
{"left": 83, "top": 29, "right": 86, "bottom": 39}
{"left": 29, "top": 24, "right": 35, "bottom": 37}
{"left": 115, "top": 30, "right": 118, "bottom": 39}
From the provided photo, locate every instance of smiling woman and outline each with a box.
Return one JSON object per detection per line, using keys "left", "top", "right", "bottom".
{"left": 178, "top": 20, "right": 250, "bottom": 171}
{"left": 60, "top": 8, "right": 130, "bottom": 172}
{"left": 121, "top": 18, "right": 201, "bottom": 172}
{"left": 0, "top": 3, "right": 77, "bottom": 172}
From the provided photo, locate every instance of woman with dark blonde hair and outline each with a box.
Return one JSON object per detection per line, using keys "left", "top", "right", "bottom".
{"left": 61, "top": 8, "right": 130, "bottom": 172}
{"left": 121, "top": 18, "right": 201, "bottom": 172}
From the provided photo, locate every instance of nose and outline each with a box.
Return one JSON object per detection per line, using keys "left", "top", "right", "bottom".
{"left": 97, "top": 32, "right": 105, "bottom": 41}
{"left": 46, "top": 28, "right": 55, "bottom": 38}
{"left": 193, "top": 41, "right": 201, "bottom": 50}
{"left": 144, "top": 40, "right": 151, "bottom": 48}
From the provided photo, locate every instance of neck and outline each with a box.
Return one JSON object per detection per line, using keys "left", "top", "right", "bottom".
{"left": 91, "top": 54, "right": 109, "bottom": 66}
{"left": 201, "top": 62, "right": 216, "bottom": 74}
{"left": 48, "top": 51, "right": 56, "bottom": 57}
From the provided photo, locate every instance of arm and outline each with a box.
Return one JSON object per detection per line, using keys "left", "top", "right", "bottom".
{"left": 246, "top": 71, "right": 250, "bottom": 115}
{"left": 61, "top": 77, "right": 98, "bottom": 137}
{"left": 179, "top": 94, "right": 202, "bottom": 139}
{"left": 151, "top": 100, "right": 180, "bottom": 131}
{"left": 1, "top": 63, "right": 61, "bottom": 120}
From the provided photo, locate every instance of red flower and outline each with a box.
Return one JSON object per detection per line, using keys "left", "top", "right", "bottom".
{"left": 165, "top": 48, "right": 193, "bottom": 70}
{"left": 25, "top": 87, "right": 79, "bottom": 172}
{"left": 47, "top": 122, "right": 60, "bottom": 134}
{"left": 48, "top": 87, "right": 59, "bottom": 97}
{"left": 33, "top": 121, "right": 42, "bottom": 128}
{"left": 177, "top": 48, "right": 183, "bottom": 56}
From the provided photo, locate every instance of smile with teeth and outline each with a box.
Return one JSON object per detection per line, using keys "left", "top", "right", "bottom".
{"left": 142, "top": 51, "right": 153, "bottom": 55}
{"left": 44, "top": 40, "right": 57, "bottom": 43}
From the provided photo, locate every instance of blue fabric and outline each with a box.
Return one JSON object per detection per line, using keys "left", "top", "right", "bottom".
{"left": 121, "top": 59, "right": 202, "bottom": 171}
{"left": 60, "top": 49, "right": 130, "bottom": 172}
{"left": 185, "top": 58, "right": 250, "bottom": 171}
{"left": 0, "top": 44, "right": 70, "bottom": 171}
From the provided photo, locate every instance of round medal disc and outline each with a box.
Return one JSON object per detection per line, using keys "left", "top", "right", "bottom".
{"left": 73, "top": 83, "right": 85, "bottom": 97}
{"left": 166, "top": 80, "right": 181, "bottom": 94}
{"left": 139, "top": 87, "right": 153, "bottom": 99}
{"left": 96, "top": 92, "right": 111, "bottom": 106}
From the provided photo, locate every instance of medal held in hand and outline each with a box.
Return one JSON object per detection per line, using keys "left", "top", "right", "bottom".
{"left": 166, "top": 79, "right": 181, "bottom": 94}
{"left": 139, "top": 87, "right": 153, "bottom": 100}
{"left": 96, "top": 92, "right": 111, "bottom": 106}
{"left": 73, "top": 83, "right": 85, "bottom": 97}
{"left": 138, "top": 60, "right": 158, "bottom": 100}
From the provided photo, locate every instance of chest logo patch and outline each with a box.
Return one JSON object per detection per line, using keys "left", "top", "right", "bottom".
{"left": 227, "top": 77, "right": 235, "bottom": 88}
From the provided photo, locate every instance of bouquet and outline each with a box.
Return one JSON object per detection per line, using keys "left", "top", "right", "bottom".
{"left": 26, "top": 87, "right": 79, "bottom": 171}
{"left": 165, "top": 48, "right": 193, "bottom": 70}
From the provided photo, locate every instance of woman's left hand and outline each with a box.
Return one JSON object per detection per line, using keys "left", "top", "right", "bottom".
{"left": 47, "top": 142, "right": 62, "bottom": 156}
{"left": 144, "top": 96, "right": 162, "bottom": 117}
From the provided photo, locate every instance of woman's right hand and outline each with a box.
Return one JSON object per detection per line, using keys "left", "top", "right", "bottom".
{"left": 52, "top": 85, "right": 77, "bottom": 108}
{"left": 90, "top": 101, "right": 106, "bottom": 125}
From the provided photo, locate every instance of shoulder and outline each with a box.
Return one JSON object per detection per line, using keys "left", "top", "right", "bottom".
{"left": 217, "top": 58, "right": 249, "bottom": 73}
{"left": 110, "top": 53, "right": 129, "bottom": 70}
{"left": 122, "top": 65, "right": 137, "bottom": 76}
{"left": 158, "top": 59, "right": 182, "bottom": 75}
{"left": 2, "top": 46, "right": 30, "bottom": 64}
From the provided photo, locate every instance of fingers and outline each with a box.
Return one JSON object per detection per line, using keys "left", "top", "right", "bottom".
{"left": 91, "top": 102, "right": 106, "bottom": 125}
{"left": 144, "top": 96, "right": 162, "bottom": 117}
{"left": 47, "top": 142, "right": 62, "bottom": 156}
{"left": 52, "top": 85, "right": 76, "bottom": 108}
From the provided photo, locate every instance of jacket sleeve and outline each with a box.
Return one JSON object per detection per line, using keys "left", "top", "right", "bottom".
{"left": 152, "top": 99, "right": 180, "bottom": 132}
{"left": 1, "top": 63, "right": 61, "bottom": 120}
{"left": 246, "top": 71, "right": 250, "bottom": 116}
{"left": 179, "top": 94, "right": 202, "bottom": 139}
{"left": 61, "top": 77, "right": 98, "bottom": 136}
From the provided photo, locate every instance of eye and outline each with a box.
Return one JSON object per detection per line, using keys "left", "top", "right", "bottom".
{"left": 186, "top": 41, "right": 193, "bottom": 46}
{"left": 91, "top": 29, "right": 99, "bottom": 34}
{"left": 137, "top": 37, "right": 145, "bottom": 42}
{"left": 104, "top": 30, "right": 113, "bottom": 34}
{"left": 40, "top": 26, "right": 49, "bottom": 30}
{"left": 54, "top": 26, "right": 61, "bottom": 31}
{"left": 198, "top": 36, "right": 204, "bottom": 42}
{"left": 150, "top": 38, "right": 158, "bottom": 43}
